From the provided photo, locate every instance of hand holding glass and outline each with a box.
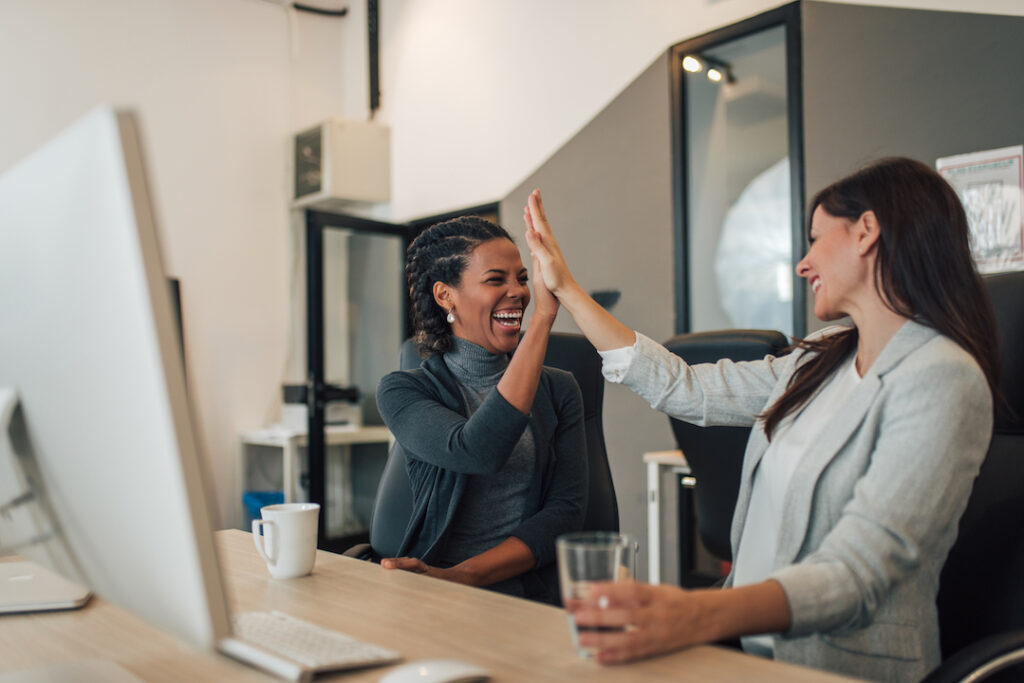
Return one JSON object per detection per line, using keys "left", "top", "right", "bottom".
{"left": 556, "top": 531, "right": 636, "bottom": 659}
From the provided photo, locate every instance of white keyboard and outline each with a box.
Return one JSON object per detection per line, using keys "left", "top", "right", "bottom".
{"left": 232, "top": 610, "right": 401, "bottom": 674}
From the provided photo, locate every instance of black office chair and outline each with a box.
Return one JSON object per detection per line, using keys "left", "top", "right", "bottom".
{"left": 346, "top": 332, "right": 618, "bottom": 562}
{"left": 543, "top": 332, "right": 619, "bottom": 533}
{"left": 662, "top": 329, "right": 789, "bottom": 583}
{"left": 926, "top": 271, "right": 1024, "bottom": 682}
{"left": 921, "top": 631, "right": 1024, "bottom": 683}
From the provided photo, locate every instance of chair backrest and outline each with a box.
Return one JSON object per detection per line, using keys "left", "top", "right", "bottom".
{"left": 662, "top": 329, "right": 789, "bottom": 562}
{"left": 366, "top": 339, "right": 427, "bottom": 558}
{"left": 543, "top": 332, "right": 619, "bottom": 533}
{"left": 368, "top": 333, "right": 618, "bottom": 559}
{"left": 936, "top": 270, "right": 1024, "bottom": 659}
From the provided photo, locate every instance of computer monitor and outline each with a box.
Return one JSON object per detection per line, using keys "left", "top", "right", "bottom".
{"left": 0, "top": 107, "right": 232, "bottom": 652}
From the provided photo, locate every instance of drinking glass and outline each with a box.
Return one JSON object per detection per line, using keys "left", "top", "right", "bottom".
{"left": 556, "top": 531, "right": 636, "bottom": 659}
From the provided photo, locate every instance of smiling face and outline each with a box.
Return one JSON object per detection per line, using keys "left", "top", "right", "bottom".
{"left": 796, "top": 206, "right": 868, "bottom": 321}
{"left": 434, "top": 238, "right": 530, "bottom": 354}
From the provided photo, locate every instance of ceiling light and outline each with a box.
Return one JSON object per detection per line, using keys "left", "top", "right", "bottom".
{"left": 683, "top": 53, "right": 737, "bottom": 84}
{"left": 682, "top": 56, "right": 703, "bottom": 73}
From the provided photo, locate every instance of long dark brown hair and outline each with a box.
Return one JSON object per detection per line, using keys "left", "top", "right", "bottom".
{"left": 761, "top": 157, "right": 1000, "bottom": 439}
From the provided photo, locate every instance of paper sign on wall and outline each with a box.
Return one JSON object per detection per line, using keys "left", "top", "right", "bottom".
{"left": 936, "top": 145, "right": 1024, "bottom": 274}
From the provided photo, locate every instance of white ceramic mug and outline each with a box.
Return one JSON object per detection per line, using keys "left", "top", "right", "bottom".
{"left": 251, "top": 503, "right": 320, "bottom": 579}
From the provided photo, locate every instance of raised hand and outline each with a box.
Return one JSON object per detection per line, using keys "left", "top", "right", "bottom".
{"left": 521, "top": 188, "right": 636, "bottom": 351}
{"left": 530, "top": 250, "right": 559, "bottom": 322}
{"left": 523, "top": 189, "right": 577, "bottom": 297}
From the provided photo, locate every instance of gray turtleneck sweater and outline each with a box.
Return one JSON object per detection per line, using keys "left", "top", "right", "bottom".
{"left": 377, "top": 336, "right": 589, "bottom": 604}
{"left": 438, "top": 338, "right": 537, "bottom": 596}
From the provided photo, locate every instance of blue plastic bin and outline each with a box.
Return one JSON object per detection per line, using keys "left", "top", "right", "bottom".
{"left": 242, "top": 490, "right": 284, "bottom": 526}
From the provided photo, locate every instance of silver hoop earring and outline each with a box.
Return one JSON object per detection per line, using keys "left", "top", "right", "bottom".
{"left": 446, "top": 309, "right": 455, "bottom": 324}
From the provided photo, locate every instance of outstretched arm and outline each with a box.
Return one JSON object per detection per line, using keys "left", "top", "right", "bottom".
{"left": 523, "top": 189, "right": 635, "bottom": 351}
{"left": 495, "top": 248, "right": 557, "bottom": 413}
{"left": 566, "top": 579, "right": 791, "bottom": 663}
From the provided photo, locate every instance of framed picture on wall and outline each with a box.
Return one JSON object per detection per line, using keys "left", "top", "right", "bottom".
{"left": 937, "top": 145, "right": 1024, "bottom": 275}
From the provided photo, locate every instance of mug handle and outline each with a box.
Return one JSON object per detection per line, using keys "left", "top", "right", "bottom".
{"left": 251, "top": 519, "right": 277, "bottom": 566}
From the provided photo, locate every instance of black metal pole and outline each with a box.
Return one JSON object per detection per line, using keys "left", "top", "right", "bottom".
{"left": 368, "top": 0, "right": 380, "bottom": 115}
{"left": 668, "top": 47, "right": 690, "bottom": 335}
{"left": 785, "top": 4, "right": 807, "bottom": 339}
{"left": 305, "top": 212, "right": 327, "bottom": 547}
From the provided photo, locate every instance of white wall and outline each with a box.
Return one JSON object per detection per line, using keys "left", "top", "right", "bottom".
{"left": 0, "top": 0, "right": 355, "bottom": 530}
{"left": 376, "top": 0, "right": 1024, "bottom": 223}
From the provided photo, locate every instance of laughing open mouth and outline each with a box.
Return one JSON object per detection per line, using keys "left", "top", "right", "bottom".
{"left": 492, "top": 309, "right": 523, "bottom": 329}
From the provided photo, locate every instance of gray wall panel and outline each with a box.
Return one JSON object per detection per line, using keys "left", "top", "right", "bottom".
{"left": 802, "top": 1, "right": 1024, "bottom": 331}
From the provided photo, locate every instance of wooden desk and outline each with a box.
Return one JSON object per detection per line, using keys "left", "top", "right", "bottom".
{"left": 0, "top": 530, "right": 858, "bottom": 682}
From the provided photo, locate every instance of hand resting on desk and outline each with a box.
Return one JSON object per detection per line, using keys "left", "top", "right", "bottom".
{"left": 381, "top": 536, "right": 536, "bottom": 588}
{"left": 381, "top": 557, "right": 458, "bottom": 582}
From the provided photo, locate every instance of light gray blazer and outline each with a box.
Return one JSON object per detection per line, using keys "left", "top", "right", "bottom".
{"left": 622, "top": 321, "right": 993, "bottom": 682}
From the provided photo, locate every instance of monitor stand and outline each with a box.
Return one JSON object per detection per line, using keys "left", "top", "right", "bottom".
{"left": 0, "top": 388, "right": 92, "bottom": 612}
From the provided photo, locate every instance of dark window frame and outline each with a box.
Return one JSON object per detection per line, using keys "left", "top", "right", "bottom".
{"left": 304, "top": 209, "right": 414, "bottom": 552}
{"left": 668, "top": 1, "right": 806, "bottom": 338}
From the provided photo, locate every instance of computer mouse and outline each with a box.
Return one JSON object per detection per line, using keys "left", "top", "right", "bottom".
{"left": 377, "top": 658, "right": 491, "bottom": 683}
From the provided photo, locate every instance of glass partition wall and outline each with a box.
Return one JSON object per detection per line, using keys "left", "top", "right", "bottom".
{"left": 306, "top": 210, "right": 411, "bottom": 552}
{"left": 671, "top": 4, "right": 805, "bottom": 338}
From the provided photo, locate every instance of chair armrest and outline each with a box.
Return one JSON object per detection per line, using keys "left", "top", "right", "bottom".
{"left": 341, "top": 543, "right": 377, "bottom": 561}
{"left": 922, "top": 630, "right": 1024, "bottom": 683}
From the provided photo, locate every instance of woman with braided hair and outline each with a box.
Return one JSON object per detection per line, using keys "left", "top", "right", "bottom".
{"left": 375, "top": 215, "right": 587, "bottom": 604}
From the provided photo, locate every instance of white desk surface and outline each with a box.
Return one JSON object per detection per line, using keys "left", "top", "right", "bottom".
{"left": 0, "top": 530, "right": 860, "bottom": 682}
{"left": 642, "top": 449, "right": 690, "bottom": 468}
{"left": 240, "top": 424, "right": 392, "bottom": 447}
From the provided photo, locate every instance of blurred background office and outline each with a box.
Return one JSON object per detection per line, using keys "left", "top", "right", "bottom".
{"left": 2, "top": 0, "right": 1022, "bottom": 584}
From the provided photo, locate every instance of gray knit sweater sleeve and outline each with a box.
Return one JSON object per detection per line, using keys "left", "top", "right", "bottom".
{"left": 377, "top": 369, "right": 530, "bottom": 475}
{"left": 509, "top": 369, "right": 588, "bottom": 569}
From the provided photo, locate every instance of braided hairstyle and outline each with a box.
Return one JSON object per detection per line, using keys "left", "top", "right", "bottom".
{"left": 406, "top": 216, "right": 515, "bottom": 355}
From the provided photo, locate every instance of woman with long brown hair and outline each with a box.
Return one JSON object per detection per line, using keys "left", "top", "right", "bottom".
{"left": 524, "top": 158, "right": 998, "bottom": 681}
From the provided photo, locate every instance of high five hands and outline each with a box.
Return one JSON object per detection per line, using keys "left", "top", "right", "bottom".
{"left": 523, "top": 189, "right": 578, "bottom": 299}
{"left": 522, "top": 189, "right": 637, "bottom": 352}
